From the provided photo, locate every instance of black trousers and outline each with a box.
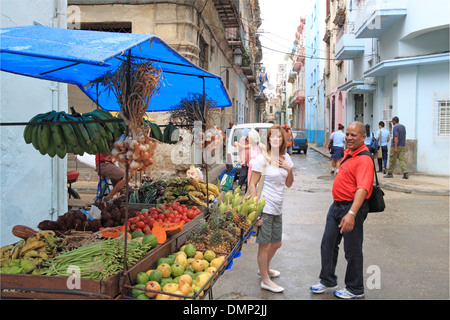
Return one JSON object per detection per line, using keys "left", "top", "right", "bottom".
{"left": 238, "top": 165, "right": 249, "bottom": 190}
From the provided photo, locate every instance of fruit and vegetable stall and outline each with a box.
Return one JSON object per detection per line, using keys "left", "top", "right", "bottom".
{"left": 1, "top": 187, "right": 265, "bottom": 300}
{"left": 0, "top": 26, "right": 264, "bottom": 300}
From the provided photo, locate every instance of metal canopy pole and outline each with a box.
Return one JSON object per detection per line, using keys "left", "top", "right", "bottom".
{"left": 119, "top": 49, "right": 132, "bottom": 299}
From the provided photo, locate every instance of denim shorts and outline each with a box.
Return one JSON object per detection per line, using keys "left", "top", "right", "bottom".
{"left": 256, "top": 213, "right": 282, "bottom": 244}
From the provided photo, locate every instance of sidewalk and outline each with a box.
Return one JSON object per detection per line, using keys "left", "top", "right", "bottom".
{"left": 310, "top": 144, "right": 450, "bottom": 196}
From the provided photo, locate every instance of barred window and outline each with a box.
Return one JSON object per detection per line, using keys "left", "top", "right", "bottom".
{"left": 438, "top": 100, "right": 450, "bottom": 136}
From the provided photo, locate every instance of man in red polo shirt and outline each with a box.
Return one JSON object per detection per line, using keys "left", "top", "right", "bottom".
{"left": 310, "top": 121, "right": 374, "bottom": 299}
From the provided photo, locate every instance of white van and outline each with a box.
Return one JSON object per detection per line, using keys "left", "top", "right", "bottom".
{"left": 225, "top": 122, "right": 274, "bottom": 174}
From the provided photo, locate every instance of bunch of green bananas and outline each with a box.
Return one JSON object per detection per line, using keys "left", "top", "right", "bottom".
{"left": 23, "top": 109, "right": 126, "bottom": 158}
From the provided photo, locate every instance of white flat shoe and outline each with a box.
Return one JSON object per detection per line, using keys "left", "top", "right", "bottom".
{"left": 257, "top": 269, "right": 281, "bottom": 278}
{"left": 261, "top": 281, "right": 284, "bottom": 293}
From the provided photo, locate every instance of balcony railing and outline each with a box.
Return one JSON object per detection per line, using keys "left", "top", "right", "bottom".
{"left": 293, "top": 89, "right": 305, "bottom": 104}
{"left": 334, "top": 23, "right": 365, "bottom": 60}
{"left": 354, "top": 0, "right": 407, "bottom": 38}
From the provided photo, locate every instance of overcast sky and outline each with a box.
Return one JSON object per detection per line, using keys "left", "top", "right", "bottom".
{"left": 258, "top": 0, "right": 313, "bottom": 84}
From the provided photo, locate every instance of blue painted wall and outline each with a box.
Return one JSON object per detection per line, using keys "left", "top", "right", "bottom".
{"left": 304, "top": 0, "right": 326, "bottom": 146}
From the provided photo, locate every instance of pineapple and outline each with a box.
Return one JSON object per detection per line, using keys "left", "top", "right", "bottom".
{"left": 208, "top": 229, "right": 227, "bottom": 253}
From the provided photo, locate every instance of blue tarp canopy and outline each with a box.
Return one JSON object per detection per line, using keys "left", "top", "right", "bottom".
{"left": 0, "top": 25, "right": 231, "bottom": 111}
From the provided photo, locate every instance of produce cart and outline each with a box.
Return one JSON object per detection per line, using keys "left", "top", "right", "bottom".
{"left": 0, "top": 25, "right": 264, "bottom": 300}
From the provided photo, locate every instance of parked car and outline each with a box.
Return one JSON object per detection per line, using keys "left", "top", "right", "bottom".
{"left": 292, "top": 130, "right": 308, "bottom": 154}
{"left": 225, "top": 123, "right": 273, "bottom": 176}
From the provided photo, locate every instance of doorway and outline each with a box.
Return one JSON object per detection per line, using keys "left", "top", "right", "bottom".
{"left": 354, "top": 94, "right": 364, "bottom": 123}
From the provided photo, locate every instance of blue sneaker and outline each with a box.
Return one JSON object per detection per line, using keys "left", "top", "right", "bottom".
{"left": 334, "top": 288, "right": 365, "bottom": 299}
{"left": 310, "top": 282, "right": 338, "bottom": 294}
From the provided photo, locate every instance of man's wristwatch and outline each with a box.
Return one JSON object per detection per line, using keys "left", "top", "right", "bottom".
{"left": 348, "top": 210, "right": 356, "bottom": 217}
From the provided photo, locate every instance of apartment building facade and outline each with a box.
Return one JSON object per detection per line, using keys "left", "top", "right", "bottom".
{"left": 68, "top": 0, "right": 264, "bottom": 130}
{"left": 323, "top": 0, "right": 348, "bottom": 135}
{"left": 337, "top": 0, "right": 449, "bottom": 175}
{"left": 287, "top": 17, "right": 306, "bottom": 131}
{"left": 305, "top": 0, "right": 327, "bottom": 146}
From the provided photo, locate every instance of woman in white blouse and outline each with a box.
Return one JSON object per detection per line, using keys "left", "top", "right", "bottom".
{"left": 249, "top": 124, "right": 294, "bottom": 293}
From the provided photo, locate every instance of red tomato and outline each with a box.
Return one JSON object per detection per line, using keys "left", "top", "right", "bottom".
{"left": 191, "top": 206, "right": 198, "bottom": 211}
{"left": 135, "top": 228, "right": 143, "bottom": 233}
{"left": 187, "top": 210, "right": 197, "bottom": 219}
{"left": 158, "top": 213, "right": 165, "bottom": 220}
{"left": 136, "top": 221, "right": 146, "bottom": 229}
{"left": 129, "top": 217, "right": 139, "bottom": 224}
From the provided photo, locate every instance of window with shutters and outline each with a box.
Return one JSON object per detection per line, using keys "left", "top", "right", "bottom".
{"left": 438, "top": 100, "right": 450, "bottom": 136}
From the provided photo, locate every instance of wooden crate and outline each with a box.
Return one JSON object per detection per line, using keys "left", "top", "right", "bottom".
{"left": 0, "top": 272, "right": 119, "bottom": 299}
{"left": 0, "top": 207, "right": 206, "bottom": 299}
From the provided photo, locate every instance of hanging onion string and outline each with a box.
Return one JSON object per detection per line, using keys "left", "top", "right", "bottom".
{"left": 94, "top": 58, "right": 162, "bottom": 171}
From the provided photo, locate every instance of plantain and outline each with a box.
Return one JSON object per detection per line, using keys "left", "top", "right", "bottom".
{"left": 0, "top": 245, "right": 14, "bottom": 256}
{"left": 38, "top": 230, "right": 56, "bottom": 237}
{"left": 27, "top": 231, "right": 55, "bottom": 243}
{"left": 31, "top": 119, "right": 42, "bottom": 151}
{"left": 49, "top": 112, "right": 67, "bottom": 158}
{"left": 46, "top": 132, "right": 57, "bottom": 157}
{"left": 207, "top": 183, "right": 220, "bottom": 196}
{"left": 87, "top": 109, "right": 117, "bottom": 137}
{"left": 189, "top": 178, "right": 202, "bottom": 191}
{"left": 37, "top": 112, "right": 56, "bottom": 154}
{"left": 76, "top": 116, "right": 96, "bottom": 154}
{"left": 185, "top": 185, "right": 197, "bottom": 192}
{"left": 23, "top": 111, "right": 53, "bottom": 144}
{"left": 20, "top": 241, "right": 47, "bottom": 256}
{"left": 11, "top": 240, "right": 25, "bottom": 260}
{"left": 188, "top": 192, "right": 207, "bottom": 207}
{"left": 64, "top": 112, "right": 91, "bottom": 154}
{"left": 59, "top": 112, "right": 82, "bottom": 153}
{"left": 149, "top": 122, "right": 163, "bottom": 142}
{"left": 189, "top": 191, "right": 205, "bottom": 200}
{"left": 22, "top": 250, "right": 40, "bottom": 259}
{"left": 81, "top": 114, "right": 103, "bottom": 148}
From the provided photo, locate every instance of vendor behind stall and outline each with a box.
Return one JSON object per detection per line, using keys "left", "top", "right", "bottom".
{"left": 96, "top": 153, "right": 126, "bottom": 200}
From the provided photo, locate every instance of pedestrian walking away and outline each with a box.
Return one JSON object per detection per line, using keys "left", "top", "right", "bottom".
{"left": 364, "top": 124, "right": 375, "bottom": 153}
{"left": 234, "top": 128, "right": 250, "bottom": 193}
{"left": 310, "top": 121, "right": 374, "bottom": 299}
{"left": 247, "top": 129, "right": 265, "bottom": 187}
{"left": 375, "top": 121, "right": 390, "bottom": 174}
{"left": 328, "top": 124, "right": 345, "bottom": 175}
{"left": 249, "top": 124, "right": 294, "bottom": 293}
{"left": 384, "top": 116, "right": 408, "bottom": 179}
{"left": 283, "top": 125, "right": 295, "bottom": 155}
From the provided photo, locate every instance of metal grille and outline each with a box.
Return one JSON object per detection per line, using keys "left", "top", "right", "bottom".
{"left": 382, "top": 97, "right": 392, "bottom": 132}
{"left": 434, "top": 94, "right": 450, "bottom": 136}
{"left": 79, "top": 22, "right": 132, "bottom": 33}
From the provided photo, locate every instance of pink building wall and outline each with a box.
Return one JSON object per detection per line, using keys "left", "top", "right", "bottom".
{"left": 329, "top": 88, "right": 346, "bottom": 133}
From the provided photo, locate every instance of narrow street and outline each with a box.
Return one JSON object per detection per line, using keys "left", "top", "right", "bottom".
{"left": 212, "top": 148, "right": 449, "bottom": 300}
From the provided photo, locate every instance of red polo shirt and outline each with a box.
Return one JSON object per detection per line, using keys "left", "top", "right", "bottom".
{"left": 332, "top": 144, "right": 374, "bottom": 201}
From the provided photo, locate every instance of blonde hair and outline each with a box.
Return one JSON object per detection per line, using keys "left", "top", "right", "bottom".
{"left": 266, "top": 124, "right": 287, "bottom": 155}
{"left": 248, "top": 129, "right": 260, "bottom": 145}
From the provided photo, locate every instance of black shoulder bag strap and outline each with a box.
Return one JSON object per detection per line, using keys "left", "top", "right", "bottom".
{"left": 340, "top": 150, "right": 379, "bottom": 187}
